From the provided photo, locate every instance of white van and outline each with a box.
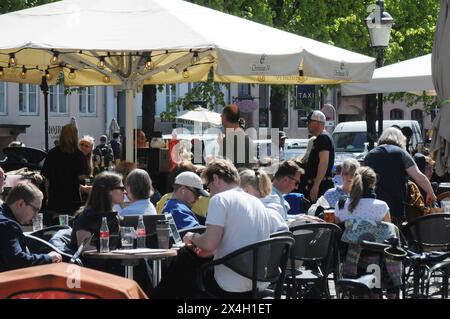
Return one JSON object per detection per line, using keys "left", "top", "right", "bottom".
{"left": 332, "top": 120, "right": 423, "bottom": 168}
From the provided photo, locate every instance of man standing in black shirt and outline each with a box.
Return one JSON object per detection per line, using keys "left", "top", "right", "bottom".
{"left": 219, "top": 105, "right": 255, "bottom": 169}
{"left": 304, "top": 110, "right": 335, "bottom": 202}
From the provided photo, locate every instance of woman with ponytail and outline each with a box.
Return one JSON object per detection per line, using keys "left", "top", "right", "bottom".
{"left": 335, "top": 166, "right": 391, "bottom": 224}
{"left": 239, "top": 169, "right": 288, "bottom": 232}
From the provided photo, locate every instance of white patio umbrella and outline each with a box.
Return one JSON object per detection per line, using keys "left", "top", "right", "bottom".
{"left": 176, "top": 107, "right": 221, "bottom": 126}
{"left": 341, "top": 54, "right": 435, "bottom": 96}
{"left": 430, "top": 0, "right": 450, "bottom": 176}
{"left": 0, "top": 0, "right": 376, "bottom": 161}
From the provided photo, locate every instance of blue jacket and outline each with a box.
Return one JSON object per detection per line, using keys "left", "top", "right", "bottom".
{"left": 162, "top": 199, "right": 199, "bottom": 230}
{"left": 0, "top": 203, "right": 52, "bottom": 272}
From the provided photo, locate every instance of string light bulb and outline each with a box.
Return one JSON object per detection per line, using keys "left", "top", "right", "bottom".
{"left": 191, "top": 51, "right": 200, "bottom": 65}
{"left": 0, "top": 67, "right": 4, "bottom": 78}
{"left": 68, "top": 68, "right": 76, "bottom": 80}
{"left": 45, "top": 70, "right": 53, "bottom": 81}
{"left": 50, "top": 52, "right": 59, "bottom": 65}
{"left": 102, "top": 75, "right": 111, "bottom": 83}
{"left": 182, "top": 68, "right": 189, "bottom": 79}
{"left": 20, "top": 67, "right": 27, "bottom": 79}
{"left": 9, "top": 54, "right": 17, "bottom": 68}
{"left": 145, "top": 57, "right": 154, "bottom": 70}
{"left": 97, "top": 56, "right": 106, "bottom": 69}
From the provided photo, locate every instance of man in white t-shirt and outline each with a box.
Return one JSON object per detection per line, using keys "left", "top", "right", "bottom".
{"left": 152, "top": 159, "right": 272, "bottom": 299}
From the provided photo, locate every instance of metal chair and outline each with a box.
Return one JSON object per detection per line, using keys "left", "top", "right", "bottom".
{"left": 197, "top": 236, "right": 294, "bottom": 299}
{"left": 24, "top": 233, "right": 82, "bottom": 265}
{"left": 29, "top": 225, "right": 71, "bottom": 242}
{"left": 286, "top": 223, "right": 342, "bottom": 299}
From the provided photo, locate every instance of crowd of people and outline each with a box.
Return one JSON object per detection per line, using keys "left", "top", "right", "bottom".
{"left": 0, "top": 106, "right": 445, "bottom": 299}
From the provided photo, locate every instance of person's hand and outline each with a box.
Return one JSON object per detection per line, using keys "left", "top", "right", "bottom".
{"left": 48, "top": 251, "right": 62, "bottom": 263}
{"left": 193, "top": 247, "right": 214, "bottom": 258}
{"left": 310, "top": 184, "right": 319, "bottom": 202}
{"left": 426, "top": 192, "right": 437, "bottom": 206}
{"left": 182, "top": 232, "right": 195, "bottom": 247}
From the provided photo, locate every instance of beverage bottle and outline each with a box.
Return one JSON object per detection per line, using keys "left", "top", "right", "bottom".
{"left": 99, "top": 217, "right": 110, "bottom": 253}
{"left": 136, "top": 215, "right": 146, "bottom": 248}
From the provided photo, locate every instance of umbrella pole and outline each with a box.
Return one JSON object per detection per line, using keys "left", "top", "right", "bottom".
{"left": 125, "top": 88, "right": 135, "bottom": 162}
{"left": 40, "top": 76, "right": 49, "bottom": 152}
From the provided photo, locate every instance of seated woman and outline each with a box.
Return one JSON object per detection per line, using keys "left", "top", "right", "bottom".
{"left": 239, "top": 168, "right": 288, "bottom": 233}
{"left": 335, "top": 167, "right": 400, "bottom": 299}
{"left": 308, "top": 158, "right": 360, "bottom": 216}
{"left": 69, "top": 172, "right": 125, "bottom": 252}
{"left": 120, "top": 169, "right": 157, "bottom": 216}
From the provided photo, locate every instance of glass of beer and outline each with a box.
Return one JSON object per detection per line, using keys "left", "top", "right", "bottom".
{"left": 324, "top": 209, "right": 335, "bottom": 223}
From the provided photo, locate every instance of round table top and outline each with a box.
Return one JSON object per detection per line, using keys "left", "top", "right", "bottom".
{"left": 83, "top": 248, "right": 177, "bottom": 260}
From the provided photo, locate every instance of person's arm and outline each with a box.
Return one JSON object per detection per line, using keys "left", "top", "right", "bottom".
{"left": 406, "top": 165, "right": 437, "bottom": 205}
{"left": 0, "top": 225, "right": 53, "bottom": 268}
{"left": 183, "top": 224, "right": 224, "bottom": 255}
{"left": 382, "top": 211, "right": 392, "bottom": 222}
{"left": 310, "top": 150, "right": 329, "bottom": 202}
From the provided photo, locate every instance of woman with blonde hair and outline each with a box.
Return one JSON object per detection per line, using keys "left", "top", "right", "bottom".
{"left": 239, "top": 168, "right": 288, "bottom": 232}
{"left": 78, "top": 135, "right": 95, "bottom": 177}
{"left": 41, "top": 124, "right": 88, "bottom": 220}
{"left": 335, "top": 166, "right": 391, "bottom": 223}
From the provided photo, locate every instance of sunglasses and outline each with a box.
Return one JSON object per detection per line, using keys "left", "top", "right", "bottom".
{"left": 287, "top": 175, "right": 300, "bottom": 186}
{"left": 113, "top": 186, "right": 126, "bottom": 192}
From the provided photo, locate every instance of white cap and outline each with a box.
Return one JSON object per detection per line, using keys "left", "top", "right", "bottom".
{"left": 175, "top": 172, "right": 209, "bottom": 197}
{"left": 307, "top": 110, "right": 326, "bottom": 124}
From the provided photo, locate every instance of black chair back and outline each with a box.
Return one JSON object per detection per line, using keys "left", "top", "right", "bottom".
{"left": 199, "top": 236, "right": 294, "bottom": 299}
{"left": 401, "top": 213, "right": 450, "bottom": 252}
{"left": 24, "top": 233, "right": 78, "bottom": 264}
{"left": 30, "top": 225, "right": 71, "bottom": 242}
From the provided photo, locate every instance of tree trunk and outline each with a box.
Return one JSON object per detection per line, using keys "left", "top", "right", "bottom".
{"left": 270, "top": 85, "right": 285, "bottom": 129}
{"left": 142, "top": 85, "right": 157, "bottom": 138}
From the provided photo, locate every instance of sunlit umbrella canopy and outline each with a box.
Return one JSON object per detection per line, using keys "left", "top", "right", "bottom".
{"left": 0, "top": 0, "right": 376, "bottom": 160}
{"left": 176, "top": 107, "right": 221, "bottom": 126}
{"left": 341, "top": 54, "right": 435, "bottom": 96}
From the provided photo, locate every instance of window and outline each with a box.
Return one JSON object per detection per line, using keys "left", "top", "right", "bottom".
{"left": 79, "top": 87, "right": 96, "bottom": 116}
{"left": 165, "top": 84, "right": 177, "bottom": 110}
{"left": 390, "top": 108, "right": 403, "bottom": 120}
{"left": 411, "top": 109, "right": 423, "bottom": 129}
{"left": 50, "top": 84, "right": 67, "bottom": 115}
{"left": 19, "top": 84, "right": 38, "bottom": 115}
{"left": 0, "top": 82, "right": 6, "bottom": 115}
{"left": 238, "top": 84, "right": 251, "bottom": 98}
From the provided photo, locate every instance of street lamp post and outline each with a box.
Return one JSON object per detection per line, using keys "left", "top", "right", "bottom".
{"left": 365, "top": 0, "right": 394, "bottom": 139}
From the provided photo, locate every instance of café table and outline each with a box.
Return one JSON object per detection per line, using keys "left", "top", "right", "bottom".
{"left": 83, "top": 248, "right": 177, "bottom": 286}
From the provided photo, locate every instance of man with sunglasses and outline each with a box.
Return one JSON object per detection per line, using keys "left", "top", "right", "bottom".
{"left": 272, "top": 160, "right": 304, "bottom": 220}
{"left": 0, "top": 182, "right": 62, "bottom": 272}
{"left": 162, "top": 171, "right": 209, "bottom": 230}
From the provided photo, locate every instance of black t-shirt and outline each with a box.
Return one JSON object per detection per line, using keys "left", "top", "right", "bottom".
{"left": 305, "top": 132, "right": 335, "bottom": 180}
{"left": 41, "top": 147, "right": 88, "bottom": 212}
{"left": 365, "top": 144, "right": 415, "bottom": 218}
{"left": 69, "top": 207, "right": 120, "bottom": 251}
{"left": 220, "top": 130, "right": 255, "bottom": 169}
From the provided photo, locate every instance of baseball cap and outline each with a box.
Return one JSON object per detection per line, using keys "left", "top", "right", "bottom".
{"left": 306, "top": 110, "right": 326, "bottom": 124}
{"left": 175, "top": 171, "right": 209, "bottom": 197}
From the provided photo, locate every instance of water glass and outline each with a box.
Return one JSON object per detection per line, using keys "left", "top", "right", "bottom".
{"left": 59, "top": 214, "right": 69, "bottom": 226}
{"left": 323, "top": 209, "right": 335, "bottom": 223}
{"left": 120, "top": 227, "right": 135, "bottom": 249}
{"left": 442, "top": 200, "right": 450, "bottom": 213}
{"left": 32, "top": 213, "right": 43, "bottom": 231}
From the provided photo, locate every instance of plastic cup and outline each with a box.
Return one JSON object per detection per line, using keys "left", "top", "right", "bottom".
{"left": 32, "top": 213, "right": 43, "bottom": 231}
{"left": 59, "top": 214, "right": 69, "bottom": 226}
{"left": 120, "top": 227, "right": 135, "bottom": 249}
{"left": 442, "top": 201, "right": 450, "bottom": 213}
{"left": 324, "top": 209, "right": 335, "bottom": 223}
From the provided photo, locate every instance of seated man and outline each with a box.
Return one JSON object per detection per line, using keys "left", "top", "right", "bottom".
{"left": 0, "top": 182, "right": 62, "bottom": 272}
{"left": 162, "top": 172, "right": 208, "bottom": 230}
{"left": 152, "top": 159, "right": 273, "bottom": 299}
{"left": 272, "top": 160, "right": 304, "bottom": 220}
